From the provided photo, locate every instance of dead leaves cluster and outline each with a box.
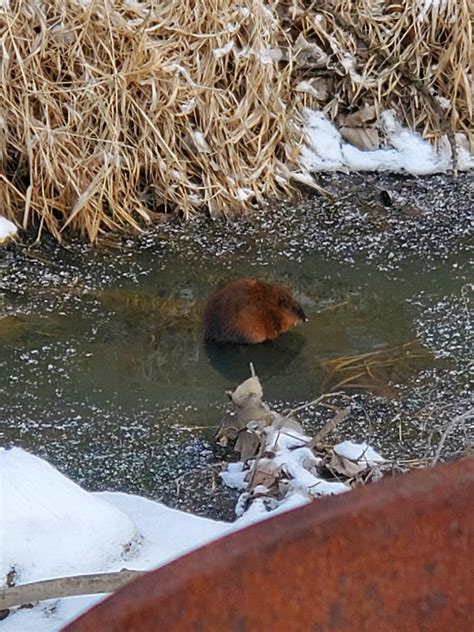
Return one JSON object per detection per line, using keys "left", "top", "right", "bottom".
{"left": 218, "top": 367, "right": 386, "bottom": 517}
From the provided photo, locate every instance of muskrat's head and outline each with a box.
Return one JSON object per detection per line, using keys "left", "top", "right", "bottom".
{"left": 273, "top": 286, "right": 308, "bottom": 332}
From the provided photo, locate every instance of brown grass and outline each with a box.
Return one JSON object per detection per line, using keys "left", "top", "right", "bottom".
{"left": 1, "top": 0, "right": 472, "bottom": 240}
{"left": 1, "top": 0, "right": 302, "bottom": 240}
{"left": 321, "top": 340, "right": 437, "bottom": 397}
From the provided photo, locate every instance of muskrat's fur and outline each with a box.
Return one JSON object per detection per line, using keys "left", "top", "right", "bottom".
{"left": 204, "top": 278, "right": 307, "bottom": 344}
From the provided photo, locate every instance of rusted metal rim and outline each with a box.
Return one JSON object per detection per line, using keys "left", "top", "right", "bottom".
{"left": 65, "top": 458, "right": 473, "bottom": 631}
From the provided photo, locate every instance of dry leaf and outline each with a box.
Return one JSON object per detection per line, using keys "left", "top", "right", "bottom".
{"left": 228, "top": 375, "right": 273, "bottom": 428}
{"left": 343, "top": 105, "right": 377, "bottom": 127}
{"left": 340, "top": 127, "right": 379, "bottom": 150}
{"left": 229, "top": 376, "right": 263, "bottom": 406}
{"left": 216, "top": 414, "right": 241, "bottom": 442}
{"left": 235, "top": 430, "right": 260, "bottom": 461}
{"left": 294, "top": 78, "right": 329, "bottom": 100}
{"left": 271, "top": 413, "right": 305, "bottom": 435}
{"left": 293, "top": 33, "right": 329, "bottom": 68}
{"left": 247, "top": 458, "right": 282, "bottom": 489}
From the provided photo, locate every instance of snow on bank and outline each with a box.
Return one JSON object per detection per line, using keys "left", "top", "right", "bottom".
{"left": 1, "top": 448, "right": 139, "bottom": 584}
{"left": 0, "top": 217, "right": 17, "bottom": 244}
{"left": 301, "top": 109, "right": 474, "bottom": 175}
{"left": 0, "top": 448, "right": 232, "bottom": 631}
{"left": 1, "top": 437, "right": 385, "bottom": 630}
{"left": 96, "top": 491, "right": 230, "bottom": 570}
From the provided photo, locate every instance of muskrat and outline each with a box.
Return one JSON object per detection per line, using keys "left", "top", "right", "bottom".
{"left": 204, "top": 277, "right": 307, "bottom": 344}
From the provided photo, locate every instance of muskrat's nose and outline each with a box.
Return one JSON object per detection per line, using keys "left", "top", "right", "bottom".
{"left": 296, "top": 304, "right": 308, "bottom": 322}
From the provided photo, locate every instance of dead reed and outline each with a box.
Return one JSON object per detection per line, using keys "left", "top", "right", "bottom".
{"left": 321, "top": 341, "right": 436, "bottom": 396}
{"left": 1, "top": 0, "right": 302, "bottom": 240}
{"left": 1, "top": 0, "right": 471, "bottom": 240}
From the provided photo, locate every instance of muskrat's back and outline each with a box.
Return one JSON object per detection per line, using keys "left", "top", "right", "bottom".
{"left": 204, "top": 277, "right": 307, "bottom": 344}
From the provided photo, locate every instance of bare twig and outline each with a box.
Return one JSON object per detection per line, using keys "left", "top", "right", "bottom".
{"left": 316, "top": 301, "right": 349, "bottom": 314}
{"left": 307, "top": 406, "right": 351, "bottom": 448}
{"left": 431, "top": 408, "right": 473, "bottom": 466}
{"left": 0, "top": 569, "right": 145, "bottom": 611}
{"left": 280, "top": 391, "right": 348, "bottom": 422}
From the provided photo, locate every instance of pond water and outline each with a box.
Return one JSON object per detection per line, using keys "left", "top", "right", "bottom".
{"left": 0, "top": 173, "right": 471, "bottom": 515}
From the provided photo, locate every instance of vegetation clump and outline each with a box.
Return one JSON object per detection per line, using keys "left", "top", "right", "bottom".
{"left": 1, "top": 0, "right": 471, "bottom": 240}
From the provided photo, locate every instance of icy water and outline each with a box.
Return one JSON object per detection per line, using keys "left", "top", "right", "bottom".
{"left": 0, "top": 173, "right": 472, "bottom": 516}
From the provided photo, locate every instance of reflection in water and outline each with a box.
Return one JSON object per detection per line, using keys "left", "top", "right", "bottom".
{"left": 136, "top": 326, "right": 202, "bottom": 385}
{"left": 95, "top": 286, "right": 311, "bottom": 396}
{"left": 205, "top": 331, "right": 307, "bottom": 384}
{"left": 0, "top": 174, "right": 470, "bottom": 503}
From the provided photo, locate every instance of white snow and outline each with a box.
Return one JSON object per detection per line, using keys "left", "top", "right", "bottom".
{"left": 220, "top": 461, "right": 247, "bottom": 489}
{"left": 0, "top": 433, "right": 382, "bottom": 632}
{"left": 0, "top": 438, "right": 364, "bottom": 630}
{"left": 212, "top": 41, "right": 234, "bottom": 58}
{"left": 190, "top": 130, "right": 211, "bottom": 153}
{"left": 235, "top": 46, "right": 283, "bottom": 64}
{"left": 333, "top": 440, "right": 385, "bottom": 465}
{"left": 268, "top": 427, "right": 350, "bottom": 499}
{"left": 295, "top": 80, "right": 327, "bottom": 99}
{"left": 0, "top": 448, "right": 233, "bottom": 631}
{"left": 417, "top": 0, "right": 450, "bottom": 21}
{"left": 235, "top": 187, "right": 254, "bottom": 201}
{"left": 331, "top": 441, "right": 385, "bottom": 476}
{"left": 96, "top": 491, "right": 230, "bottom": 570}
{"left": 0, "top": 216, "right": 17, "bottom": 244}
{"left": 220, "top": 424, "right": 351, "bottom": 525}
{"left": 180, "top": 98, "right": 196, "bottom": 114}
{"left": 0, "top": 449, "right": 139, "bottom": 584}
{"left": 301, "top": 108, "right": 474, "bottom": 175}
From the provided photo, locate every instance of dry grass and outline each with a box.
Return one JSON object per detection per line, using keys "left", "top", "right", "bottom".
{"left": 320, "top": 341, "right": 436, "bottom": 397}
{"left": 1, "top": 0, "right": 302, "bottom": 240}
{"left": 291, "top": 0, "right": 472, "bottom": 147}
{"left": 1, "top": 0, "right": 472, "bottom": 240}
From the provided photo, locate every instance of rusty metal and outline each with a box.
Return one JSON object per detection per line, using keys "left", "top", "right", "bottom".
{"left": 65, "top": 458, "right": 474, "bottom": 632}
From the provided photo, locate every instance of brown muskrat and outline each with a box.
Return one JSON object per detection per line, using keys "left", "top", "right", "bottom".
{"left": 204, "top": 277, "right": 307, "bottom": 344}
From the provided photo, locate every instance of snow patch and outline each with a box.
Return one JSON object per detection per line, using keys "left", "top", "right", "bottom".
{"left": 301, "top": 108, "right": 473, "bottom": 175}
{"left": 220, "top": 461, "right": 247, "bottom": 489}
{"left": 332, "top": 441, "right": 385, "bottom": 476}
{"left": 0, "top": 448, "right": 233, "bottom": 630}
{"left": 191, "top": 130, "right": 211, "bottom": 153}
{"left": 417, "top": 0, "right": 450, "bottom": 21}
{"left": 0, "top": 216, "right": 17, "bottom": 244}
{"left": 0, "top": 448, "right": 139, "bottom": 584}
{"left": 235, "top": 187, "right": 254, "bottom": 201}
{"left": 220, "top": 423, "right": 351, "bottom": 523}
{"left": 96, "top": 491, "right": 230, "bottom": 569}
{"left": 213, "top": 41, "right": 234, "bottom": 58}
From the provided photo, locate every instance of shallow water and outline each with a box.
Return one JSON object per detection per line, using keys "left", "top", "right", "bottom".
{"left": 0, "top": 172, "right": 471, "bottom": 512}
